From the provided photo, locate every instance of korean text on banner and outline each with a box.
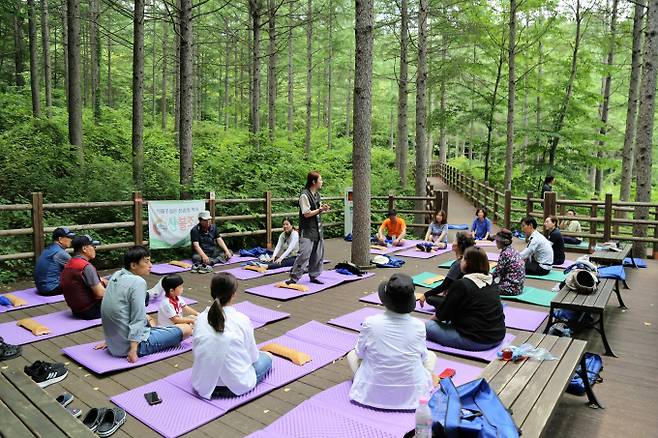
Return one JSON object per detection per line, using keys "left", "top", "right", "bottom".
{"left": 148, "top": 200, "right": 206, "bottom": 249}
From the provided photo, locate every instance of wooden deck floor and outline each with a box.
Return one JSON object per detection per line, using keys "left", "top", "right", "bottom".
{"left": 2, "top": 178, "right": 657, "bottom": 437}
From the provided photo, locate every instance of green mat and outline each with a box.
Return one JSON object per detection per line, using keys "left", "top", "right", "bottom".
{"left": 526, "top": 270, "right": 566, "bottom": 282}
{"left": 502, "top": 286, "right": 555, "bottom": 307}
{"left": 438, "top": 259, "right": 456, "bottom": 269}
{"left": 413, "top": 272, "right": 445, "bottom": 288}
{"left": 564, "top": 241, "right": 589, "bottom": 250}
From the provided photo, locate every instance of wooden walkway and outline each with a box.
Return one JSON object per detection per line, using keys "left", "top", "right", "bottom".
{"left": 1, "top": 178, "right": 657, "bottom": 437}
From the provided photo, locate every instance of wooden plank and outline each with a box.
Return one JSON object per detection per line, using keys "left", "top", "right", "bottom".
{"left": 520, "top": 341, "right": 586, "bottom": 438}
{"left": 0, "top": 398, "right": 35, "bottom": 437}
{"left": 3, "top": 368, "right": 95, "bottom": 438}
{"left": 480, "top": 331, "right": 533, "bottom": 382}
{"left": 488, "top": 332, "right": 548, "bottom": 394}
{"left": 0, "top": 371, "right": 67, "bottom": 438}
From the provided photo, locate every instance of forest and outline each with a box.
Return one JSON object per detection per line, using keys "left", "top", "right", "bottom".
{"left": 0, "top": 0, "right": 657, "bottom": 274}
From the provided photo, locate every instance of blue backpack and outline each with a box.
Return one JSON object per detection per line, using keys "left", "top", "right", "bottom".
{"left": 429, "top": 378, "right": 519, "bottom": 438}
{"left": 567, "top": 352, "right": 603, "bottom": 396}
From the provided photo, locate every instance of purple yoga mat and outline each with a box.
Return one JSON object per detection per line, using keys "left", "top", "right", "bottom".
{"left": 397, "top": 244, "right": 453, "bottom": 259}
{"left": 0, "top": 287, "right": 64, "bottom": 314}
{"left": 359, "top": 293, "right": 547, "bottom": 332}
{"left": 245, "top": 270, "right": 375, "bottom": 301}
{"left": 0, "top": 296, "right": 197, "bottom": 345}
{"left": 370, "top": 240, "right": 422, "bottom": 255}
{"left": 328, "top": 307, "right": 515, "bottom": 362}
{"left": 61, "top": 301, "right": 288, "bottom": 374}
{"left": 485, "top": 252, "right": 575, "bottom": 269}
{"left": 150, "top": 255, "right": 258, "bottom": 275}
{"left": 110, "top": 321, "right": 357, "bottom": 438}
{"left": 248, "top": 358, "right": 484, "bottom": 438}
{"left": 223, "top": 259, "right": 331, "bottom": 281}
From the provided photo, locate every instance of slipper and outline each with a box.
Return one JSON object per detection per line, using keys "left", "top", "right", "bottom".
{"left": 82, "top": 407, "right": 107, "bottom": 432}
{"left": 96, "top": 407, "right": 127, "bottom": 437}
{"left": 56, "top": 393, "right": 74, "bottom": 407}
{"left": 0, "top": 337, "right": 21, "bottom": 360}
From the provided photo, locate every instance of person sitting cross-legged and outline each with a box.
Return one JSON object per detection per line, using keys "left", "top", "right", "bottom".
{"left": 421, "top": 210, "right": 449, "bottom": 250}
{"left": 376, "top": 209, "right": 407, "bottom": 246}
{"left": 491, "top": 229, "right": 525, "bottom": 296}
{"left": 99, "top": 246, "right": 192, "bottom": 363}
{"left": 61, "top": 235, "right": 107, "bottom": 320}
{"left": 519, "top": 216, "right": 554, "bottom": 276}
{"left": 470, "top": 208, "right": 493, "bottom": 241}
{"left": 347, "top": 273, "right": 435, "bottom": 410}
{"left": 425, "top": 247, "right": 506, "bottom": 351}
{"left": 259, "top": 218, "right": 299, "bottom": 269}
{"left": 544, "top": 215, "right": 566, "bottom": 266}
{"left": 191, "top": 272, "right": 273, "bottom": 399}
{"left": 191, "top": 210, "right": 233, "bottom": 273}
{"left": 34, "top": 227, "right": 77, "bottom": 296}
{"left": 560, "top": 209, "right": 583, "bottom": 245}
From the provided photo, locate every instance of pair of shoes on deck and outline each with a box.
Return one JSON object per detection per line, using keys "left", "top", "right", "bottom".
{"left": 57, "top": 392, "right": 81, "bottom": 418}
{"left": 285, "top": 278, "right": 324, "bottom": 285}
{"left": 191, "top": 263, "right": 213, "bottom": 274}
{"left": 83, "top": 407, "right": 127, "bottom": 437}
{"left": 24, "top": 360, "right": 68, "bottom": 388}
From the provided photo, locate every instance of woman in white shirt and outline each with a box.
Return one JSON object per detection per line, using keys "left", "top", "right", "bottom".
{"left": 263, "top": 218, "right": 299, "bottom": 269}
{"left": 347, "top": 273, "right": 435, "bottom": 410}
{"left": 191, "top": 272, "right": 273, "bottom": 398}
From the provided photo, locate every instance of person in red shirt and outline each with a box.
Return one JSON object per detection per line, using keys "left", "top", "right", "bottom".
{"left": 376, "top": 210, "right": 407, "bottom": 246}
{"left": 61, "top": 235, "right": 107, "bottom": 320}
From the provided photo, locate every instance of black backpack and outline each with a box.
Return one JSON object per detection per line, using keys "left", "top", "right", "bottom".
{"left": 334, "top": 261, "right": 365, "bottom": 277}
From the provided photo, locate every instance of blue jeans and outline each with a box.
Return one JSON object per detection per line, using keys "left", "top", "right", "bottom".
{"left": 425, "top": 320, "right": 500, "bottom": 351}
{"left": 212, "top": 352, "right": 273, "bottom": 398}
{"left": 137, "top": 326, "right": 184, "bottom": 357}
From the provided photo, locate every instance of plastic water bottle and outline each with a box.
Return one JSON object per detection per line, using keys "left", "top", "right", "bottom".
{"left": 415, "top": 397, "right": 432, "bottom": 438}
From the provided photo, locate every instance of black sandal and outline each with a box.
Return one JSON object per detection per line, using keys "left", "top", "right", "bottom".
{"left": 0, "top": 337, "right": 21, "bottom": 360}
{"left": 82, "top": 407, "right": 107, "bottom": 432}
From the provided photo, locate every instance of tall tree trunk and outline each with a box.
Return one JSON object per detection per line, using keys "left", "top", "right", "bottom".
{"left": 223, "top": 28, "right": 229, "bottom": 130}
{"left": 438, "top": 35, "right": 447, "bottom": 164}
{"left": 14, "top": 4, "right": 25, "bottom": 87}
{"left": 27, "top": 0, "right": 41, "bottom": 117}
{"left": 327, "top": 0, "right": 333, "bottom": 148}
{"left": 595, "top": 0, "right": 619, "bottom": 196}
{"left": 536, "top": 35, "right": 542, "bottom": 156}
{"left": 504, "top": 0, "right": 517, "bottom": 191}
{"left": 67, "top": 0, "right": 83, "bottom": 163}
{"left": 547, "top": 0, "right": 583, "bottom": 173}
{"left": 106, "top": 15, "right": 112, "bottom": 107}
{"left": 304, "top": 0, "right": 312, "bottom": 157}
{"left": 179, "top": 0, "right": 194, "bottom": 199}
{"left": 415, "top": 0, "right": 428, "bottom": 226}
{"left": 633, "top": 0, "right": 658, "bottom": 258}
{"left": 161, "top": 20, "right": 168, "bottom": 130}
{"left": 132, "top": 0, "right": 145, "bottom": 191}
{"left": 234, "top": 34, "right": 239, "bottom": 128}
{"left": 620, "top": 1, "right": 645, "bottom": 201}
{"left": 352, "top": 0, "right": 373, "bottom": 267}
{"left": 396, "top": 0, "right": 409, "bottom": 187}
{"left": 484, "top": 46, "right": 505, "bottom": 182}
{"left": 249, "top": 0, "right": 261, "bottom": 137}
{"left": 174, "top": 0, "right": 181, "bottom": 136}
{"left": 151, "top": 5, "right": 156, "bottom": 123}
{"left": 82, "top": 16, "right": 88, "bottom": 107}
{"left": 389, "top": 111, "right": 394, "bottom": 148}
{"left": 521, "top": 76, "right": 528, "bottom": 169}
{"left": 40, "top": 0, "right": 52, "bottom": 118}
{"left": 345, "top": 49, "right": 352, "bottom": 136}
{"left": 90, "top": 0, "right": 100, "bottom": 121}
{"left": 287, "top": 3, "right": 294, "bottom": 137}
{"left": 267, "top": 0, "right": 276, "bottom": 140}
{"left": 61, "top": 2, "right": 68, "bottom": 101}
{"left": 427, "top": 89, "right": 434, "bottom": 166}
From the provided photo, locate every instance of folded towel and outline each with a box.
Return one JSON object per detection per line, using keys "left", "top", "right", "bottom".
{"left": 275, "top": 282, "right": 309, "bottom": 292}
{"left": 260, "top": 343, "right": 312, "bottom": 366}
{"left": 17, "top": 318, "right": 51, "bottom": 335}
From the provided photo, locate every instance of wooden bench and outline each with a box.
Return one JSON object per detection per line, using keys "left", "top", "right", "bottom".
{"left": 0, "top": 367, "right": 95, "bottom": 438}
{"left": 543, "top": 278, "right": 625, "bottom": 357}
{"left": 590, "top": 242, "right": 634, "bottom": 289}
{"left": 482, "top": 331, "right": 602, "bottom": 438}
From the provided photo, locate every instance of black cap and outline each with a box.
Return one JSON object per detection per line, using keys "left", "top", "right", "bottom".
{"left": 377, "top": 273, "right": 416, "bottom": 314}
{"left": 52, "top": 227, "right": 76, "bottom": 240}
{"left": 72, "top": 235, "right": 101, "bottom": 251}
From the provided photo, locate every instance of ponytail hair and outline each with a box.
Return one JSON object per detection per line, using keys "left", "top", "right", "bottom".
{"left": 207, "top": 272, "right": 239, "bottom": 333}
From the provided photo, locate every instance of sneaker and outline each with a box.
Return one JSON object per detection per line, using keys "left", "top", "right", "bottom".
{"left": 56, "top": 393, "right": 74, "bottom": 407}
{"left": 190, "top": 264, "right": 200, "bottom": 273}
{"left": 28, "top": 362, "right": 69, "bottom": 388}
{"left": 24, "top": 360, "right": 65, "bottom": 378}
{"left": 416, "top": 243, "right": 425, "bottom": 251}
{"left": 198, "top": 265, "right": 214, "bottom": 274}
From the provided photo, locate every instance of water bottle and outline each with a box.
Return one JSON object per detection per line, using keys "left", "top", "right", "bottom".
{"left": 415, "top": 397, "right": 432, "bottom": 438}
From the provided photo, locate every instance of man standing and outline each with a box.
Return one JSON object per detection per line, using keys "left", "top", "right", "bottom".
{"left": 61, "top": 235, "right": 106, "bottom": 320}
{"left": 34, "top": 227, "right": 76, "bottom": 296}
{"left": 287, "top": 171, "right": 330, "bottom": 285}
{"left": 190, "top": 210, "right": 233, "bottom": 273}
{"left": 519, "top": 216, "right": 554, "bottom": 276}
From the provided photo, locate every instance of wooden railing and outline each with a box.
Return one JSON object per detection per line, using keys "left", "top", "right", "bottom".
{"left": 0, "top": 185, "right": 446, "bottom": 263}
{"left": 431, "top": 162, "right": 658, "bottom": 258}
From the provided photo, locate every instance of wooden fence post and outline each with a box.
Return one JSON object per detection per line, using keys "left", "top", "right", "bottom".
{"left": 504, "top": 190, "right": 512, "bottom": 230}
{"left": 603, "top": 193, "right": 613, "bottom": 242}
{"left": 31, "top": 192, "right": 44, "bottom": 259}
{"left": 388, "top": 195, "right": 395, "bottom": 213}
{"left": 483, "top": 183, "right": 489, "bottom": 215}
{"left": 441, "top": 190, "right": 449, "bottom": 216}
{"left": 543, "top": 192, "right": 556, "bottom": 219}
{"left": 589, "top": 198, "right": 598, "bottom": 252}
{"left": 207, "top": 191, "right": 216, "bottom": 224}
{"left": 264, "top": 191, "right": 273, "bottom": 249}
{"left": 526, "top": 191, "right": 533, "bottom": 216}
{"left": 434, "top": 191, "right": 442, "bottom": 215}
{"left": 493, "top": 188, "right": 499, "bottom": 224}
{"left": 132, "top": 191, "right": 143, "bottom": 246}
{"left": 653, "top": 206, "right": 658, "bottom": 259}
